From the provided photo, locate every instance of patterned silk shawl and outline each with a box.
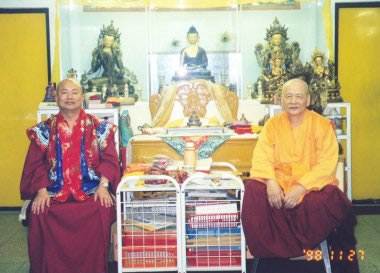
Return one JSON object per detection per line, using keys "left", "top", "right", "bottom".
{"left": 26, "top": 109, "right": 117, "bottom": 199}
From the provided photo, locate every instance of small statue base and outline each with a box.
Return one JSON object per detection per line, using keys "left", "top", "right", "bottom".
{"left": 87, "top": 103, "right": 114, "bottom": 109}
{"left": 187, "top": 111, "right": 202, "bottom": 127}
{"left": 327, "top": 88, "right": 344, "bottom": 103}
{"left": 120, "top": 97, "right": 135, "bottom": 105}
{"left": 105, "top": 96, "right": 135, "bottom": 107}
{"left": 172, "top": 74, "right": 215, "bottom": 83}
{"left": 39, "top": 102, "right": 58, "bottom": 109}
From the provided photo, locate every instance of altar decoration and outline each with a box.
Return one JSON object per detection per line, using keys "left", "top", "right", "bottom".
{"left": 149, "top": 80, "right": 238, "bottom": 128}
{"left": 160, "top": 135, "right": 231, "bottom": 159}
{"left": 39, "top": 82, "right": 58, "bottom": 109}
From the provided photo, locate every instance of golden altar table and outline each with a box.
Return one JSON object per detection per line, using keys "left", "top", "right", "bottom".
{"left": 128, "top": 134, "right": 258, "bottom": 175}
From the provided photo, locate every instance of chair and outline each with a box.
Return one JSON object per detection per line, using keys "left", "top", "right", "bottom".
{"left": 250, "top": 240, "right": 332, "bottom": 273}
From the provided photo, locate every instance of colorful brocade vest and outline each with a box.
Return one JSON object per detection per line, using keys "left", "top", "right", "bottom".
{"left": 26, "top": 109, "right": 116, "bottom": 201}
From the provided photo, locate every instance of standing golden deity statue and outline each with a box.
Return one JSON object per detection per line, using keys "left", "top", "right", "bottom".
{"left": 305, "top": 49, "right": 343, "bottom": 113}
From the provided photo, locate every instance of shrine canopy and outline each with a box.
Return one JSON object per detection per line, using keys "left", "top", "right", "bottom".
{"left": 59, "top": 0, "right": 319, "bottom": 9}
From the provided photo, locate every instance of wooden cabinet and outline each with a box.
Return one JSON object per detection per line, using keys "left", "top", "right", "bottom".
{"left": 129, "top": 135, "right": 257, "bottom": 174}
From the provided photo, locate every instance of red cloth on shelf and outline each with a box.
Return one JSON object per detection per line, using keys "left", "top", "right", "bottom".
{"left": 234, "top": 125, "right": 252, "bottom": 134}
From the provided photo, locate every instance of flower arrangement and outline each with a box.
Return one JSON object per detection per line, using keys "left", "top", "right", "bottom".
{"left": 220, "top": 31, "right": 231, "bottom": 43}
{"left": 171, "top": 39, "right": 180, "bottom": 47}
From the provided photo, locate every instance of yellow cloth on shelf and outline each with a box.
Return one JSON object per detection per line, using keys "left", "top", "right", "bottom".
{"left": 251, "top": 125, "right": 263, "bottom": 134}
{"left": 151, "top": 85, "right": 177, "bottom": 128}
{"left": 166, "top": 118, "right": 185, "bottom": 128}
{"left": 208, "top": 82, "right": 235, "bottom": 123}
{"left": 207, "top": 116, "right": 222, "bottom": 126}
{"left": 165, "top": 116, "right": 221, "bottom": 128}
{"left": 250, "top": 109, "right": 339, "bottom": 194}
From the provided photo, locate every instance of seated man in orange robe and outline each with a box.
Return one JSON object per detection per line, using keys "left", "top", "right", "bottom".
{"left": 20, "top": 78, "right": 120, "bottom": 273}
{"left": 242, "top": 79, "right": 359, "bottom": 273}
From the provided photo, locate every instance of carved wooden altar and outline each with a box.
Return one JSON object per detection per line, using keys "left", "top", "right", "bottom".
{"left": 149, "top": 80, "right": 238, "bottom": 123}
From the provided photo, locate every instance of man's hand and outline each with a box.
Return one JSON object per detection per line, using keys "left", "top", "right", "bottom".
{"left": 94, "top": 186, "right": 113, "bottom": 208}
{"left": 32, "top": 188, "right": 50, "bottom": 215}
{"left": 266, "top": 180, "right": 284, "bottom": 209}
{"left": 284, "top": 184, "right": 307, "bottom": 209}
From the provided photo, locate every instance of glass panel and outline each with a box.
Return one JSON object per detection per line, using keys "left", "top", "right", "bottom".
{"left": 148, "top": 4, "right": 241, "bottom": 96}
{"left": 241, "top": 1, "right": 321, "bottom": 99}
{"left": 59, "top": 3, "right": 148, "bottom": 100}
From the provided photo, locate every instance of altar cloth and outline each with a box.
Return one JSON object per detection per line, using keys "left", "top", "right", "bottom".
{"left": 160, "top": 135, "right": 231, "bottom": 159}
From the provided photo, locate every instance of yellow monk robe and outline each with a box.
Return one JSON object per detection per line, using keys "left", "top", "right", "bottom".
{"left": 250, "top": 109, "right": 338, "bottom": 194}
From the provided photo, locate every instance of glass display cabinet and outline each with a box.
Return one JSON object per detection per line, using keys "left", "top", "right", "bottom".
{"left": 147, "top": 5, "right": 241, "bottom": 96}
{"left": 58, "top": 0, "right": 328, "bottom": 101}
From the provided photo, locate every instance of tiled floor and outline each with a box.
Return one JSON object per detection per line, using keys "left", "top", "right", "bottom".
{"left": 0, "top": 211, "right": 379, "bottom": 273}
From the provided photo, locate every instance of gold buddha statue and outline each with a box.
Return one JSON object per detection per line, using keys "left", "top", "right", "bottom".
{"left": 81, "top": 21, "right": 139, "bottom": 101}
{"left": 306, "top": 49, "right": 343, "bottom": 113}
{"left": 311, "top": 49, "right": 330, "bottom": 79}
{"left": 257, "top": 51, "right": 288, "bottom": 104}
{"left": 253, "top": 17, "right": 301, "bottom": 102}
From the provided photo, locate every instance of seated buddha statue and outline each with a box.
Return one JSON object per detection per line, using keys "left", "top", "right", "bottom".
{"left": 83, "top": 21, "right": 139, "bottom": 101}
{"left": 173, "top": 26, "right": 214, "bottom": 82}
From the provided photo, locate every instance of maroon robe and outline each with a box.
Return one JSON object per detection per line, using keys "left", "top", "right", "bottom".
{"left": 20, "top": 137, "right": 120, "bottom": 273}
{"left": 242, "top": 180, "right": 360, "bottom": 273}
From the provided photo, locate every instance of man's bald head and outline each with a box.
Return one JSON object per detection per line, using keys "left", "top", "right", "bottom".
{"left": 282, "top": 78, "right": 309, "bottom": 97}
{"left": 56, "top": 78, "right": 84, "bottom": 113}
{"left": 281, "top": 78, "right": 310, "bottom": 119}
{"left": 57, "top": 78, "right": 83, "bottom": 94}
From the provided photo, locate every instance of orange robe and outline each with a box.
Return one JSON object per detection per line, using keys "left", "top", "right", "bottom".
{"left": 242, "top": 110, "right": 359, "bottom": 273}
{"left": 250, "top": 109, "right": 338, "bottom": 194}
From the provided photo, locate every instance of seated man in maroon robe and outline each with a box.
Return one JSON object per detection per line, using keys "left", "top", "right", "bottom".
{"left": 20, "top": 78, "right": 121, "bottom": 273}
{"left": 242, "top": 79, "right": 359, "bottom": 273}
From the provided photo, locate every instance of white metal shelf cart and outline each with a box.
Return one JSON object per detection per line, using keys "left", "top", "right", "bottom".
{"left": 181, "top": 170, "right": 246, "bottom": 273}
{"left": 116, "top": 175, "right": 182, "bottom": 273}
